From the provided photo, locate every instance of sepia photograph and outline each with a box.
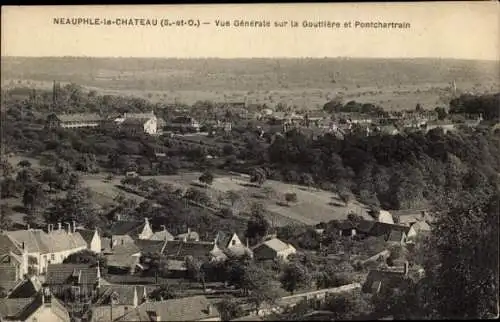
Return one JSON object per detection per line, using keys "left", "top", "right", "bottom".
{"left": 0, "top": 3, "right": 499, "bottom": 321}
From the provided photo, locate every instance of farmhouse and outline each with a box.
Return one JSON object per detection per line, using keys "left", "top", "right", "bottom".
{"left": 117, "top": 295, "right": 221, "bottom": 321}
{"left": 168, "top": 116, "right": 201, "bottom": 132}
{"left": 46, "top": 113, "right": 104, "bottom": 129}
{"left": 109, "top": 218, "right": 154, "bottom": 242}
{"left": 5, "top": 224, "right": 87, "bottom": 275}
{"left": 117, "top": 111, "right": 158, "bottom": 135}
{"left": 149, "top": 227, "right": 175, "bottom": 242}
{"left": 45, "top": 264, "right": 100, "bottom": 300}
{"left": 0, "top": 235, "right": 28, "bottom": 294}
{"left": 252, "top": 238, "right": 296, "bottom": 262}
{"left": 0, "top": 289, "right": 70, "bottom": 322}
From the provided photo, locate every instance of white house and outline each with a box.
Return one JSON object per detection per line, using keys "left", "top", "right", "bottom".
{"left": 76, "top": 228, "right": 102, "bottom": 254}
{"left": 377, "top": 210, "right": 395, "bottom": 224}
{"left": 6, "top": 223, "right": 87, "bottom": 275}
{"left": 252, "top": 238, "right": 296, "bottom": 262}
{"left": 118, "top": 111, "right": 158, "bottom": 135}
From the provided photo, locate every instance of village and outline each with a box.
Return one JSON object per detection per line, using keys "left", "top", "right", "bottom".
{"left": 2, "top": 76, "right": 496, "bottom": 322}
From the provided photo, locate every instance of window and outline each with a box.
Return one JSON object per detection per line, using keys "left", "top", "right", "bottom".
{"left": 232, "top": 240, "right": 236, "bottom": 246}
{"left": 51, "top": 254, "right": 55, "bottom": 261}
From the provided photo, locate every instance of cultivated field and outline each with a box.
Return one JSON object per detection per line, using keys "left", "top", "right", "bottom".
{"left": 2, "top": 57, "right": 498, "bottom": 111}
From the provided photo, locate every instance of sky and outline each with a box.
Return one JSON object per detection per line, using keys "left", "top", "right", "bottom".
{"left": 1, "top": 3, "right": 499, "bottom": 60}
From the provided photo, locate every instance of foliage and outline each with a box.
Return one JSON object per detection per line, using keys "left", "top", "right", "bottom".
{"left": 284, "top": 192, "right": 297, "bottom": 205}
{"left": 199, "top": 170, "right": 214, "bottom": 186}
{"left": 280, "top": 262, "right": 311, "bottom": 294}
{"left": 63, "top": 249, "right": 106, "bottom": 268}
{"left": 217, "top": 296, "right": 244, "bottom": 321}
{"left": 244, "top": 203, "right": 270, "bottom": 245}
{"left": 250, "top": 167, "right": 267, "bottom": 186}
{"left": 0, "top": 204, "right": 14, "bottom": 230}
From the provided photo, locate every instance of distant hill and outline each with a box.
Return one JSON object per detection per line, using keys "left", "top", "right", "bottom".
{"left": 1, "top": 57, "right": 498, "bottom": 109}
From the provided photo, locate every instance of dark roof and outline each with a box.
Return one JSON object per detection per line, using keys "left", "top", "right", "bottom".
{"left": 122, "top": 118, "right": 151, "bottom": 126}
{"left": 77, "top": 229, "right": 98, "bottom": 246}
{"left": 367, "top": 222, "right": 410, "bottom": 240}
{"left": 109, "top": 221, "right": 145, "bottom": 238}
{"left": 119, "top": 295, "right": 220, "bottom": 321}
{"left": 0, "top": 297, "right": 33, "bottom": 319}
{"left": 362, "top": 269, "right": 409, "bottom": 294}
{"left": 135, "top": 240, "right": 166, "bottom": 254}
{"left": 54, "top": 113, "right": 103, "bottom": 123}
{"left": 162, "top": 241, "right": 215, "bottom": 260}
{"left": 46, "top": 264, "right": 98, "bottom": 285}
{"left": 106, "top": 254, "right": 140, "bottom": 269}
{"left": 95, "top": 285, "right": 148, "bottom": 306}
{"left": 7, "top": 278, "right": 42, "bottom": 299}
{"left": 0, "top": 235, "right": 23, "bottom": 257}
{"left": 109, "top": 241, "right": 141, "bottom": 255}
{"left": 0, "top": 292, "right": 69, "bottom": 322}
{"left": 0, "top": 265, "right": 19, "bottom": 292}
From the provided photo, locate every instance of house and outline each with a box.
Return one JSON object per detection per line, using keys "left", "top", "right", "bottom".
{"left": 149, "top": 227, "right": 175, "bottom": 242}
{"left": 376, "top": 125, "right": 399, "bottom": 136}
{"left": 45, "top": 264, "right": 100, "bottom": 300}
{"left": 215, "top": 232, "right": 252, "bottom": 260}
{"left": 168, "top": 116, "right": 201, "bottom": 133}
{"left": 104, "top": 243, "right": 142, "bottom": 275}
{"left": 77, "top": 228, "right": 102, "bottom": 254}
{"left": 357, "top": 221, "right": 412, "bottom": 245}
{"left": 175, "top": 228, "right": 200, "bottom": 242}
{"left": 0, "top": 234, "right": 28, "bottom": 293}
{"left": 116, "top": 111, "right": 157, "bottom": 135}
{"left": 0, "top": 289, "right": 70, "bottom": 322}
{"left": 252, "top": 238, "right": 296, "bottom": 262}
{"left": 159, "top": 238, "right": 229, "bottom": 265}
{"left": 46, "top": 113, "right": 104, "bottom": 129}
{"left": 370, "top": 210, "right": 395, "bottom": 224}
{"left": 425, "top": 121, "right": 456, "bottom": 133}
{"left": 362, "top": 264, "right": 410, "bottom": 296}
{"left": 6, "top": 223, "right": 87, "bottom": 275}
{"left": 109, "top": 218, "right": 154, "bottom": 242}
{"left": 116, "top": 295, "right": 221, "bottom": 321}
{"left": 91, "top": 285, "right": 153, "bottom": 322}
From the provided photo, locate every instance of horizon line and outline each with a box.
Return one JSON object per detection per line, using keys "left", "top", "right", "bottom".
{"left": 2, "top": 55, "right": 499, "bottom": 62}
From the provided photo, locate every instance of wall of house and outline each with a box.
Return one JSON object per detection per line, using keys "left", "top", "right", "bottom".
{"left": 61, "top": 121, "right": 100, "bottom": 128}
{"left": 253, "top": 246, "right": 278, "bottom": 261}
{"left": 91, "top": 233, "right": 102, "bottom": 254}
{"left": 227, "top": 234, "right": 243, "bottom": 249}
{"left": 378, "top": 211, "right": 395, "bottom": 224}
{"left": 39, "top": 246, "right": 88, "bottom": 274}
{"left": 144, "top": 118, "right": 158, "bottom": 135}
{"left": 27, "top": 306, "right": 69, "bottom": 322}
{"left": 199, "top": 317, "right": 221, "bottom": 321}
{"left": 277, "top": 247, "right": 296, "bottom": 261}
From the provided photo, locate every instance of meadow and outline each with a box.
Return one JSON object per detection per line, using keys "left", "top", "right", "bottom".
{"left": 2, "top": 57, "right": 498, "bottom": 111}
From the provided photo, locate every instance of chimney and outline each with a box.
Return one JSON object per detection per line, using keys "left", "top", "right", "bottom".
{"left": 207, "top": 304, "right": 212, "bottom": 315}
{"left": 66, "top": 223, "right": 71, "bottom": 234}
{"left": 246, "top": 238, "right": 249, "bottom": 248}
{"left": 187, "top": 227, "right": 191, "bottom": 235}
{"left": 404, "top": 261, "right": 409, "bottom": 277}
{"left": 58, "top": 222, "right": 62, "bottom": 231}
{"left": 27, "top": 224, "right": 30, "bottom": 230}
{"left": 72, "top": 220, "right": 76, "bottom": 233}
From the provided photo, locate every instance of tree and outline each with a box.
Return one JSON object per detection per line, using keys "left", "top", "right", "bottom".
{"left": 284, "top": 192, "right": 298, "bottom": 206}
{"left": 149, "top": 284, "right": 177, "bottom": 301}
{"left": 63, "top": 249, "right": 106, "bottom": 268}
{"left": 300, "top": 173, "right": 314, "bottom": 189}
{"left": 225, "top": 190, "right": 241, "bottom": 207}
{"left": 45, "top": 187, "right": 100, "bottom": 228}
{"left": 280, "top": 262, "right": 311, "bottom": 294}
{"left": 22, "top": 183, "right": 47, "bottom": 213}
{"left": 434, "top": 107, "right": 447, "bottom": 120}
{"left": 217, "top": 296, "right": 244, "bottom": 321}
{"left": 185, "top": 256, "right": 205, "bottom": 289}
{"left": 1, "top": 177, "right": 18, "bottom": 198}
{"left": 338, "top": 187, "right": 354, "bottom": 206}
{"left": 199, "top": 171, "right": 214, "bottom": 187}
{"left": 0, "top": 204, "right": 14, "bottom": 230}
{"left": 415, "top": 191, "right": 499, "bottom": 319}
{"left": 233, "top": 263, "right": 279, "bottom": 312}
{"left": 17, "top": 160, "right": 32, "bottom": 168}
{"left": 316, "top": 263, "right": 351, "bottom": 289}
{"left": 245, "top": 203, "right": 270, "bottom": 245}
{"left": 250, "top": 168, "right": 266, "bottom": 187}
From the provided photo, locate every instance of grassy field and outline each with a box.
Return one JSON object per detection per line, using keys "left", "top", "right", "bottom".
{"left": 2, "top": 57, "right": 498, "bottom": 110}
{"left": 133, "top": 171, "right": 373, "bottom": 226}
